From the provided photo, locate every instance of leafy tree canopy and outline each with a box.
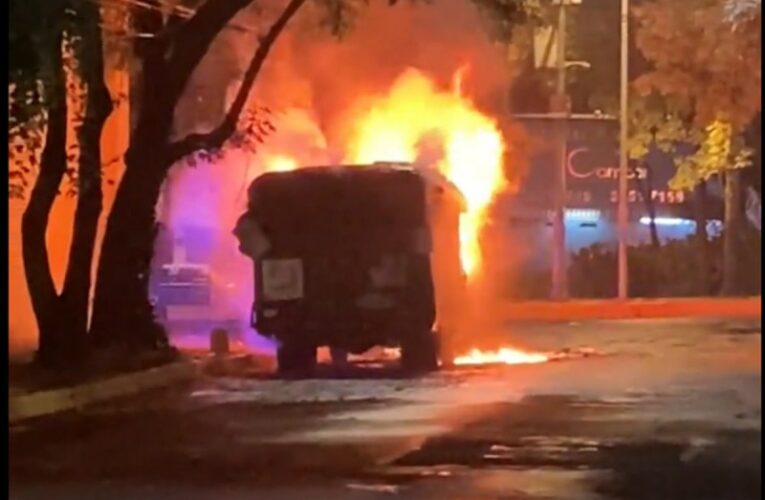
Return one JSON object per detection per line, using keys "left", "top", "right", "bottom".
{"left": 628, "top": 0, "right": 761, "bottom": 191}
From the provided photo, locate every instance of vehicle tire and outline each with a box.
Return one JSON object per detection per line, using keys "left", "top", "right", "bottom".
{"left": 276, "top": 341, "right": 316, "bottom": 376}
{"left": 330, "top": 348, "right": 349, "bottom": 366}
{"left": 400, "top": 331, "right": 439, "bottom": 373}
{"left": 436, "top": 332, "right": 457, "bottom": 368}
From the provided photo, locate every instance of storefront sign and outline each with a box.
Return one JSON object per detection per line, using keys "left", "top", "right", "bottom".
{"left": 514, "top": 119, "right": 693, "bottom": 217}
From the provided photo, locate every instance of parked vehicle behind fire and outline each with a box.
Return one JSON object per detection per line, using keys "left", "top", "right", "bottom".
{"left": 234, "top": 162, "right": 465, "bottom": 374}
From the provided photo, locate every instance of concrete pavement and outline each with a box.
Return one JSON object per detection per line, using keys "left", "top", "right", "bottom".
{"left": 9, "top": 318, "right": 761, "bottom": 499}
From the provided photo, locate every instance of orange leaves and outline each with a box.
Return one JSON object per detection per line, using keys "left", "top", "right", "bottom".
{"left": 633, "top": 0, "right": 761, "bottom": 129}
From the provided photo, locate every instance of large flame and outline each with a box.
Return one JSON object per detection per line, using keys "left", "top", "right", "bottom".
{"left": 253, "top": 67, "right": 506, "bottom": 277}
{"left": 454, "top": 347, "right": 549, "bottom": 366}
{"left": 264, "top": 154, "right": 298, "bottom": 172}
{"left": 344, "top": 67, "right": 506, "bottom": 277}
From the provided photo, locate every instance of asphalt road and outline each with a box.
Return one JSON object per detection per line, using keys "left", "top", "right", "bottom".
{"left": 9, "top": 318, "right": 761, "bottom": 500}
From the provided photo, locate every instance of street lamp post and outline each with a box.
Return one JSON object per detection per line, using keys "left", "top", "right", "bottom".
{"left": 617, "top": 0, "right": 630, "bottom": 299}
{"left": 551, "top": 0, "right": 569, "bottom": 300}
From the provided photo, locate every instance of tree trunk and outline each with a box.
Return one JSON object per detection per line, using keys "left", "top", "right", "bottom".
{"left": 89, "top": 146, "right": 169, "bottom": 350}
{"left": 646, "top": 208, "right": 660, "bottom": 248}
{"left": 636, "top": 162, "right": 660, "bottom": 248}
{"left": 721, "top": 170, "right": 742, "bottom": 296}
{"left": 60, "top": 2, "right": 113, "bottom": 355}
{"left": 693, "top": 180, "right": 712, "bottom": 294}
{"left": 22, "top": 29, "right": 70, "bottom": 368}
{"left": 89, "top": 0, "right": 307, "bottom": 352}
{"left": 89, "top": 1, "right": 176, "bottom": 351}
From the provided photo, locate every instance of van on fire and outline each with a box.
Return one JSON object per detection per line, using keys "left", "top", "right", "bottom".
{"left": 234, "top": 162, "right": 466, "bottom": 374}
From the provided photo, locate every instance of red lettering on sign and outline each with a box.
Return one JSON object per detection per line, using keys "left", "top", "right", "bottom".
{"left": 567, "top": 148, "right": 594, "bottom": 178}
{"left": 567, "top": 148, "right": 647, "bottom": 180}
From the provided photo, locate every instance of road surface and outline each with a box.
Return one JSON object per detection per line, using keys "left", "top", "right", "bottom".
{"left": 9, "top": 318, "right": 761, "bottom": 499}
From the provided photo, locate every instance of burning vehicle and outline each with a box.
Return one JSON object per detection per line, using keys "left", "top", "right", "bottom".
{"left": 234, "top": 162, "right": 466, "bottom": 374}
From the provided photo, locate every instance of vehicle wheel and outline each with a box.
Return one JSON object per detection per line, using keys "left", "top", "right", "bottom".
{"left": 436, "top": 332, "right": 457, "bottom": 368}
{"left": 330, "top": 348, "right": 349, "bottom": 366}
{"left": 400, "top": 331, "right": 439, "bottom": 373}
{"left": 276, "top": 341, "right": 316, "bottom": 376}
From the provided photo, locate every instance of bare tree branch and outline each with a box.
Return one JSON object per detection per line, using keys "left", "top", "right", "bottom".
{"left": 167, "top": 0, "right": 307, "bottom": 163}
{"left": 161, "top": 0, "right": 254, "bottom": 109}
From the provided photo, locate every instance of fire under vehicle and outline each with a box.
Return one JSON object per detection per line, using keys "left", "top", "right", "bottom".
{"left": 234, "top": 162, "right": 466, "bottom": 374}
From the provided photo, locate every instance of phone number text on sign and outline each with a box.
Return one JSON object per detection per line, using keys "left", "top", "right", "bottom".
{"left": 609, "top": 189, "right": 686, "bottom": 204}
{"left": 567, "top": 189, "right": 686, "bottom": 205}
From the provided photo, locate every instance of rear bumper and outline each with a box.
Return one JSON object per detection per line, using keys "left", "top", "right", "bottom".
{"left": 252, "top": 301, "right": 434, "bottom": 352}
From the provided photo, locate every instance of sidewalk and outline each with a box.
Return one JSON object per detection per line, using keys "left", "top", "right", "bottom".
{"left": 500, "top": 297, "right": 761, "bottom": 321}
{"left": 9, "top": 360, "right": 196, "bottom": 424}
{"left": 9, "top": 298, "right": 760, "bottom": 423}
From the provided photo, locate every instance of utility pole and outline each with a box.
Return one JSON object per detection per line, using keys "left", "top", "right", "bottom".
{"left": 551, "top": 0, "right": 569, "bottom": 300}
{"left": 617, "top": 0, "right": 630, "bottom": 299}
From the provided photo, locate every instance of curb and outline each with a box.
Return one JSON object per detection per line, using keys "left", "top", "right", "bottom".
{"left": 501, "top": 297, "right": 761, "bottom": 321}
{"left": 9, "top": 361, "right": 197, "bottom": 424}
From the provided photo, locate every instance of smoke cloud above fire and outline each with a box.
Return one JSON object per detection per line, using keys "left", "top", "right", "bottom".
{"left": 162, "top": 0, "right": 525, "bottom": 350}
{"left": 249, "top": 0, "right": 514, "bottom": 136}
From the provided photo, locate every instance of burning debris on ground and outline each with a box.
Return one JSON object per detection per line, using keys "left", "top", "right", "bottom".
{"left": 453, "top": 346, "right": 603, "bottom": 367}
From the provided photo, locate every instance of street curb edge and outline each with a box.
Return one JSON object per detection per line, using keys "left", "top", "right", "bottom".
{"left": 8, "top": 361, "right": 197, "bottom": 424}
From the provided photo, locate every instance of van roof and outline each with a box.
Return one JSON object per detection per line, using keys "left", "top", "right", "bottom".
{"left": 251, "top": 162, "right": 465, "bottom": 208}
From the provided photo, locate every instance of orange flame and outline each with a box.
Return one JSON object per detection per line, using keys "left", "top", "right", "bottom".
{"left": 452, "top": 63, "right": 470, "bottom": 97}
{"left": 264, "top": 154, "right": 298, "bottom": 172}
{"left": 345, "top": 67, "right": 506, "bottom": 277}
{"left": 453, "top": 347, "right": 549, "bottom": 366}
{"left": 247, "top": 67, "right": 506, "bottom": 277}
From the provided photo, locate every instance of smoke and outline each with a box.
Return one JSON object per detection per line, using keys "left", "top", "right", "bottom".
{"left": 250, "top": 0, "right": 513, "bottom": 142}
{"left": 160, "top": 0, "right": 523, "bottom": 353}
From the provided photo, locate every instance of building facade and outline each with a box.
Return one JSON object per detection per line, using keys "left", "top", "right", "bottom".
{"left": 494, "top": 119, "right": 723, "bottom": 273}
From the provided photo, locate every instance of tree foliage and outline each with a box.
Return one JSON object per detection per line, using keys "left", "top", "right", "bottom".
{"left": 9, "top": 0, "right": 67, "bottom": 199}
{"left": 670, "top": 120, "right": 754, "bottom": 191}
{"left": 633, "top": 0, "right": 761, "bottom": 130}
{"left": 630, "top": 0, "right": 760, "bottom": 191}
{"left": 632, "top": 0, "right": 761, "bottom": 295}
{"left": 625, "top": 93, "right": 753, "bottom": 191}
{"left": 9, "top": 0, "right": 66, "bottom": 120}
{"left": 8, "top": 0, "right": 100, "bottom": 200}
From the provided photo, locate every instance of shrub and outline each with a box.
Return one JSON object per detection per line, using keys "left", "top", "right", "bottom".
{"left": 502, "top": 231, "right": 760, "bottom": 299}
